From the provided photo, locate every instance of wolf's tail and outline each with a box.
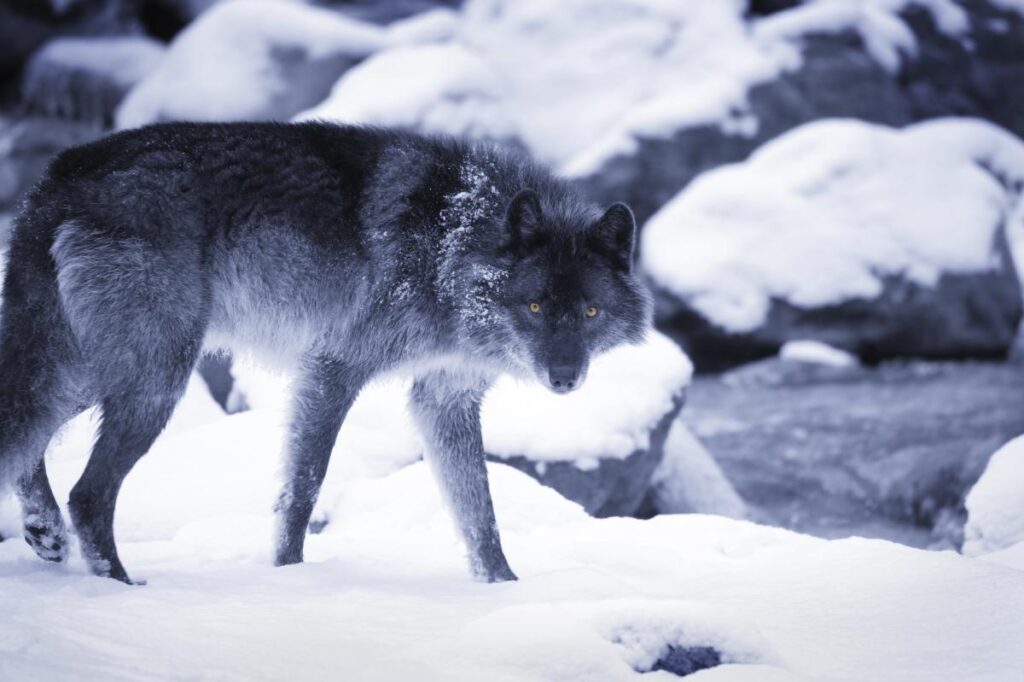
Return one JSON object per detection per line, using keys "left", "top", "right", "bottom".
{"left": 0, "top": 195, "right": 80, "bottom": 492}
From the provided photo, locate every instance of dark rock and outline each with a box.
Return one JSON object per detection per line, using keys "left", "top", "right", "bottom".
{"left": 0, "top": 116, "right": 104, "bottom": 211}
{"left": 322, "top": 0, "right": 462, "bottom": 25}
{"left": 578, "top": 3, "right": 1024, "bottom": 225}
{"left": 650, "top": 645, "right": 722, "bottom": 677}
{"left": 22, "top": 36, "right": 165, "bottom": 126}
{"left": 0, "top": 0, "right": 138, "bottom": 93}
{"left": 685, "top": 358, "right": 1024, "bottom": 548}
{"left": 655, "top": 230, "right": 1023, "bottom": 372}
{"left": 487, "top": 392, "right": 686, "bottom": 517}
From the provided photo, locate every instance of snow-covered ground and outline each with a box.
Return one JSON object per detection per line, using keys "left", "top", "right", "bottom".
{"left": 2, "top": 411, "right": 1024, "bottom": 680}
{"left": 642, "top": 118, "right": 1024, "bottom": 333}
{"left": 1, "top": 362, "right": 1023, "bottom": 680}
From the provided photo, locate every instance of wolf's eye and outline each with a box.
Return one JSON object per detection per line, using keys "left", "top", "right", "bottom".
{"left": 586, "top": 305, "right": 598, "bottom": 318}
{"left": 529, "top": 302, "right": 541, "bottom": 313}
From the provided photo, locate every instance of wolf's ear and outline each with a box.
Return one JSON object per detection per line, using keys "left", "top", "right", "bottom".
{"left": 591, "top": 202, "right": 636, "bottom": 271}
{"left": 503, "top": 189, "right": 543, "bottom": 251}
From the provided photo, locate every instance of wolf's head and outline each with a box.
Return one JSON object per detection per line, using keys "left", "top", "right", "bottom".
{"left": 493, "top": 189, "right": 652, "bottom": 393}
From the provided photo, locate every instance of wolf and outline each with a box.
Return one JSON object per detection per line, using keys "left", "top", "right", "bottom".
{"left": 0, "top": 122, "right": 651, "bottom": 584}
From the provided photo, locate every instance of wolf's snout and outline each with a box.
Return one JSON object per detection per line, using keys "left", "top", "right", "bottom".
{"left": 548, "top": 364, "right": 581, "bottom": 393}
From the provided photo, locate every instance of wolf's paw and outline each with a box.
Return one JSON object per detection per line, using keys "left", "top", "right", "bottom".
{"left": 23, "top": 518, "right": 69, "bottom": 563}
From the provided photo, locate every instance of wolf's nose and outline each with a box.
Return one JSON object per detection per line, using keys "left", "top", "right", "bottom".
{"left": 549, "top": 365, "right": 579, "bottom": 393}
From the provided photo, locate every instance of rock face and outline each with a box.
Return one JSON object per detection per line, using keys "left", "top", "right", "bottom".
{"left": 642, "top": 118, "right": 1024, "bottom": 372}
{"left": 685, "top": 357, "right": 1024, "bottom": 549}
{"left": 577, "top": 1, "right": 1024, "bottom": 224}
{"left": 488, "top": 393, "right": 686, "bottom": 517}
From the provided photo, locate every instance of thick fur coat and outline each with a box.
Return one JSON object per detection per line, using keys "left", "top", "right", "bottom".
{"left": 0, "top": 122, "right": 651, "bottom": 583}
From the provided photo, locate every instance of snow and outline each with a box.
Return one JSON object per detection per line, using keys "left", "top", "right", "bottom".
{"left": 228, "top": 330, "right": 691, "bottom": 470}
{"left": 297, "top": 43, "right": 506, "bottom": 135}
{"left": 115, "top": 0, "right": 389, "bottom": 128}
{"left": 648, "top": 418, "right": 748, "bottom": 518}
{"left": 642, "top": 118, "right": 1024, "bottom": 333}
{"left": 299, "top": 0, "right": 969, "bottom": 175}
{"left": 3, "top": 436, "right": 1024, "bottom": 680}
{"left": 483, "top": 332, "right": 691, "bottom": 463}
{"left": 963, "top": 436, "right": 1024, "bottom": 557}
{"left": 991, "top": 0, "right": 1024, "bottom": 16}
{"left": 779, "top": 340, "right": 859, "bottom": 368}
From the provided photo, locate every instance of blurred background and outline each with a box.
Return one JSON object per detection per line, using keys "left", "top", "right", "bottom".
{"left": 1, "top": 0, "right": 1023, "bottom": 554}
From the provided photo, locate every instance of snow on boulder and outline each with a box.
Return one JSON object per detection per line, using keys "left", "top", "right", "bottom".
{"left": 963, "top": 436, "right": 1024, "bottom": 557}
{"left": 220, "top": 331, "right": 692, "bottom": 520}
{"left": 116, "top": 0, "right": 389, "bottom": 128}
{"left": 643, "top": 118, "right": 1024, "bottom": 371}
{"left": 483, "top": 331, "right": 692, "bottom": 517}
{"left": 22, "top": 36, "right": 165, "bottom": 126}
{"left": 297, "top": 42, "right": 506, "bottom": 136}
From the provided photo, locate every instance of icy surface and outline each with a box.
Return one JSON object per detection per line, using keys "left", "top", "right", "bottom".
{"left": 642, "top": 118, "right": 1024, "bottom": 333}
{"left": 2, "top": 433, "right": 1024, "bottom": 680}
{"left": 964, "top": 436, "right": 1024, "bottom": 557}
{"left": 301, "top": 0, "right": 969, "bottom": 174}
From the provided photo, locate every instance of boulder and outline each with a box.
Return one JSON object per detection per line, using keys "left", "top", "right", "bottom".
{"left": 0, "top": 116, "right": 104, "bottom": 211}
{"left": 22, "top": 36, "right": 165, "bottom": 126}
{"left": 642, "top": 118, "right": 1024, "bottom": 371}
{"left": 482, "top": 332, "right": 692, "bottom": 517}
{"left": 575, "top": 0, "right": 1024, "bottom": 223}
{"left": 116, "top": 0, "right": 390, "bottom": 128}
{"left": 685, "top": 355, "right": 1024, "bottom": 548}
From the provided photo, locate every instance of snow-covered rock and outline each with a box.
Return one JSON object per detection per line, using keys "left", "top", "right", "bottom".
{"left": 0, "top": 116, "right": 103, "bottom": 211}
{"left": 22, "top": 36, "right": 165, "bottom": 125}
{"left": 116, "top": 0, "right": 390, "bottom": 128}
{"left": 3, "top": 425, "right": 1024, "bottom": 680}
{"left": 643, "top": 118, "right": 1024, "bottom": 370}
{"left": 224, "top": 331, "right": 693, "bottom": 518}
{"left": 963, "top": 435, "right": 1024, "bottom": 556}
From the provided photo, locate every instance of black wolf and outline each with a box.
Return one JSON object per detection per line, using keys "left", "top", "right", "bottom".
{"left": 0, "top": 122, "right": 650, "bottom": 583}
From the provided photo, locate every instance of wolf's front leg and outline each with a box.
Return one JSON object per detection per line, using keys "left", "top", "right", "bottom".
{"left": 410, "top": 371, "right": 517, "bottom": 582}
{"left": 275, "top": 355, "right": 366, "bottom": 566}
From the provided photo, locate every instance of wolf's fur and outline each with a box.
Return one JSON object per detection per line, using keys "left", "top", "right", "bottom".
{"left": 0, "top": 122, "right": 651, "bottom": 583}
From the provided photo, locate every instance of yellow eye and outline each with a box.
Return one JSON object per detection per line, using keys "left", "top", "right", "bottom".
{"left": 529, "top": 302, "right": 541, "bottom": 313}
{"left": 586, "top": 306, "right": 598, "bottom": 318}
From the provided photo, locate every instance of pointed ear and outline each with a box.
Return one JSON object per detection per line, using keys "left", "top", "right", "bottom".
{"left": 591, "top": 202, "right": 636, "bottom": 271}
{"left": 503, "top": 189, "right": 543, "bottom": 251}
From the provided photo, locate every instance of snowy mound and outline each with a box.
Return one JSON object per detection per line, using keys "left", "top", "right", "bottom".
{"left": 642, "top": 118, "right": 1024, "bottom": 333}
{"left": 3, "top": 425, "right": 1024, "bottom": 679}
{"left": 484, "top": 331, "right": 690, "bottom": 463}
{"left": 116, "top": 0, "right": 389, "bottom": 128}
{"left": 964, "top": 436, "right": 1024, "bottom": 557}
{"left": 300, "top": 0, "right": 967, "bottom": 173}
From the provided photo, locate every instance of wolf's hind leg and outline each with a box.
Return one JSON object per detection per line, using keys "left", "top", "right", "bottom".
{"left": 410, "top": 372, "right": 516, "bottom": 583}
{"left": 68, "top": 391, "right": 185, "bottom": 584}
{"left": 275, "top": 355, "right": 366, "bottom": 566}
{"left": 17, "top": 458, "right": 70, "bottom": 562}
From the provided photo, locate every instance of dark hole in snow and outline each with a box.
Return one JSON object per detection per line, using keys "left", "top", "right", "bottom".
{"left": 648, "top": 646, "right": 722, "bottom": 677}
{"left": 307, "top": 517, "right": 329, "bottom": 535}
